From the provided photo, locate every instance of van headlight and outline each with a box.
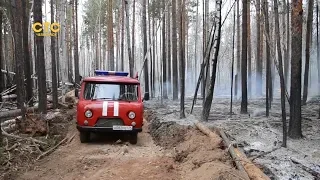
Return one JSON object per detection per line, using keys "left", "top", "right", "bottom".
{"left": 128, "top": 111, "right": 135, "bottom": 119}
{"left": 85, "top": 110, "right": 93, "bottom": 118}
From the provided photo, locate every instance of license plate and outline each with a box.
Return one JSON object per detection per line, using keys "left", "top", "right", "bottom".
{"left": 112, "top": 125, "right": 133, "bottom": 130}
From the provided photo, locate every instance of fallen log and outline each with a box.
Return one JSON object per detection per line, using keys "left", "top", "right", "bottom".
{"left": 1, "top": 119, "right": 17, "bottom": 126}
{"left": 215, "top": 128, "right": 270, "bottom": 180}
{"left": 195, "top": 122, "right": 250, "bottom": 180}
{"left": 233, "top": 147, "right": 271, "bottom": 180}
{"left": 195, "top": 122, "right": 221, "bottom": 140}
{"left": 218, "top": 129, "right": 248, "bottom": 174}
{"left": 0, "top": 104, "right": 53, "bottom": 119}
{"left": 1, "top": 94, "right": 17, "bottom": 99}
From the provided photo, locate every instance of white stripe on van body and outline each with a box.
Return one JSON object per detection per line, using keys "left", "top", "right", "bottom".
{"left": 102, "top": 101, "right": 108, "bottom": 116}
{"left": 114, "top": 102, "right": 119, "bottom": 116}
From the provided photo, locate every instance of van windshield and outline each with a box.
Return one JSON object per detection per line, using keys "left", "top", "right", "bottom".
{"left": 83, "top": 82, "right": 139, "bottom": 101}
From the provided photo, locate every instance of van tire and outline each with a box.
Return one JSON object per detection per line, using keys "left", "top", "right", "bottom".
{"left": 129, "top": 133, "right": 138, "bottom": 144}
{"left": 80, "top": 132, "right": 90, "bottom": 143}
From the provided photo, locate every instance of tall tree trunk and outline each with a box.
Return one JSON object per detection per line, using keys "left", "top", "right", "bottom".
{"left": 124, "top": 0, "right": 133, "bottom": 76}
{"left": 236, "top": 0, "right": 241, "bottom": 99}
{"left": 131, "top": 0, "right": 135, "bottom": 72}
{"left": 0, "top": 11, "right": 3, "bottom": 103}
{"left": 172, "top": 0, "right": 178, "bottom": 100}
{"left": 179, "top": 0, "right": 186, "bottom": 118}
{"left": 284, "top": 0, "right": 290, "bottom": 85}
{"left": 108, "top": 0, "right": 114, "bottom": 70}
{"left": 142, "top": 0, "right": 149, "bottom": 100}
{"left": 317, "top": 1, "right": 320, "bottom": 97}
{"left": 167, "top": 5, "right": 172, "bottom": 97}
{"left": 121, "top": 0, "right": 124, "bottom": 71}
{"left": 148, "top": 0, "right": 153, "bottom": 98}
{"left": 68, "top": 4, "right": 73, "bottom": 82}
{"left": 194, "top": 0, "right": 199, "bottom": 90}
{"left": 34, "top": 0, "right": 47, "bottom": 114}
{"left": 22, "top": 0, "right": 33, "bottom": 106}
{"left": 10, "top": 0, "right": 26, "bottom": 117}
{"left": 302, "top": 0, "right": 314, "bottom": 105}
{"left": 74, "top": 0, "right": 80, "bottom": 96}
{"left": 247, "top": 1, "right": 251, "bottom": 99}
{"left": 281, "top": 0, "right": 288, "bottom": 86}
{"left": 273, "top": 0, "right": 287, "bottom": 147}
{"left": 201, "top": 0, "right": 222, "bottom": 121}
{"left": 241, "top": 0, "right": 248, "bottom": 114}
{"left": 263, "top": 0, "right": 271, "bottom": 116}
{"left": 152, "top": 17, "right": 156, "bottom": 98}
{"left": 256, "top": 0, "right": 262, "bottom": 97}
{"left": 0, "top": 11, "right": 2, "bottom": 145}
{"left": 230, "top": 6, "right": 236, "bottom": 114}
{"left": 289, "top": 0, "right": 303, "bottom": 139}
{"left": 51, "top": 0, "right": 58, "bottom": 108}
{"left": 162, "top": 0, "right": 167, "bottom": 99}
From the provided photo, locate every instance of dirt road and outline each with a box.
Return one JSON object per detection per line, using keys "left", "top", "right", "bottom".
{"left": 18, "top": 121, "right": 180, "bottom": 180}
{"left": 15, "top": 110, "right": 247, "bottom": 180}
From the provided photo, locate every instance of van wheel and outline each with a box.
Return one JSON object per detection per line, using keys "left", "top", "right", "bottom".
{"left": 129, "top": 133, "right": 138, "bottom": 144}
{"left": 80, "top": 132, "right": 90, "bottom": 143}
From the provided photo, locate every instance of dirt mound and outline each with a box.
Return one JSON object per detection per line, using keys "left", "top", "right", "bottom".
{"left": 0, "top": 108, "right": 75, "bottom": 180}
{"left": 145, "top": 110, "right": 248, "bottom": 180}
{"left": 146, "top": 110, "right": 188, "bottom": 149}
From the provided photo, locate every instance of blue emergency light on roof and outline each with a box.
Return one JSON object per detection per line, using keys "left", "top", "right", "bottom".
{"left": 94, "top": 70, "right": 129, "bottom": 76}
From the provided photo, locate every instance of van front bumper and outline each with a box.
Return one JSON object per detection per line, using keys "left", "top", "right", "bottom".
{"left": 76, "top": 125, "right": 142, "bottom": 133}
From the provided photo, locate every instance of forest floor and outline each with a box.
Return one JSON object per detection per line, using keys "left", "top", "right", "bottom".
{"left": 145, "top": 96, "right": 320, "bottom": 180}
{"left": 1, "top": 94, "right": 319, "bottom": 180}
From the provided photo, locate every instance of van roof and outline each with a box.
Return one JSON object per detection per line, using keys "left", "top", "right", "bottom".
{"left": 83, "top": 76, "right": 140, "bottom": 84}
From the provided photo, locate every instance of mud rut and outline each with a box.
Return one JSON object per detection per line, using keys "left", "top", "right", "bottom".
{"left": 16, "top": 110, "right": 246, "bottom": 180}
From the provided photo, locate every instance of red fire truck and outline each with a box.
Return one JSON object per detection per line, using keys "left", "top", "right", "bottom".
{"left": 76, "top": 70, "right": 144, "bottom": 144}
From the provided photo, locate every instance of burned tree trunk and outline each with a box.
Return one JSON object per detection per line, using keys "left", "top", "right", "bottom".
{"left": 172, "top": 0, "right": 178, "bottom": 100}
{"left": 289, "top": 0, "right": 303, "bottom": 139}
{"left": 241, "top": 0, "right": 248, "bottom": 114}
{"left": 230, "top": 6, "right": 236, "bottom": 115}
{"left": 124, "top": 0, "right": 133, "bottom": 77}
{"left": 273, "top": 0, "right": 287, "bottom": 147}
{"left": 131, "top": 0, "right": 135, "bottom": 72}
{"left": 317, "top": 2, "right": 320, "bottom": 96}
{"left": 302, "top": 0, "right": 314, "bottom": 105}
{"left": 142, "top": 0, "right": 149, "bottom": 100}
{"left": 201, "top": 0, "right": 222, "bottom": 122}
{"left": 179, "top": 0, "right": 186, "bottom": 118}
{"left": 22, "top": 0, "right": 33, "bottom": 106}
{"left": 0, "top": 11, "right": 3, "bottom": 102}
{"left": 107, "top": 0, "right": 114, "bottom": 70}
{"left": 74, "top": 0, "right": 80, "bottom": 96}
{"left": 10, "top": 0, "right": 26, "bottom": 116}
{"left": 51, "top": 0, "right": 58, "bottom": 108}
{"left": 120, "top": 0, "right": 124, "bottom": 71}
{"left": 162, "top": 0, "right": 168, "bottom": 99}
{"left": 236, "top": 0, "right": 241, "bottom": 99}
{"left": 255, "top": 0, "right": 262, "bottom": 97}
{"left": 247, "top": 1, "right": 251, "bottom": 99}
{"left": 167, "top": 5, "right": 172, "bottom": 96}
{"left": 34, "top": 0, "right": 47, "bottom": 114}
{"left": 262, "top": 0, "right": 271, "bottom": 116}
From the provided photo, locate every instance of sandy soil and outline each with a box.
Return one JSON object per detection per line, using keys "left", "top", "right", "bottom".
{"left": 13, "top": 108, "right": 246, "bottom": 180}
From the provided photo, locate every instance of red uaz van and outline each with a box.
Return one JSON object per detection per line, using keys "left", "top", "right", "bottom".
{"left": 76, "top": 70, "right": 144, "bottom": 144}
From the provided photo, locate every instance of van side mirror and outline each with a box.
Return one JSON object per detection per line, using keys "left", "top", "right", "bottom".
{"left": 142, "top": 97, "right": 145, "bottom": 102}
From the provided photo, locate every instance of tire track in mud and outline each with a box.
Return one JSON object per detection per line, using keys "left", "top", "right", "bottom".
{"left": 17, "top": 110, "right": 247, "bottom": 180}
